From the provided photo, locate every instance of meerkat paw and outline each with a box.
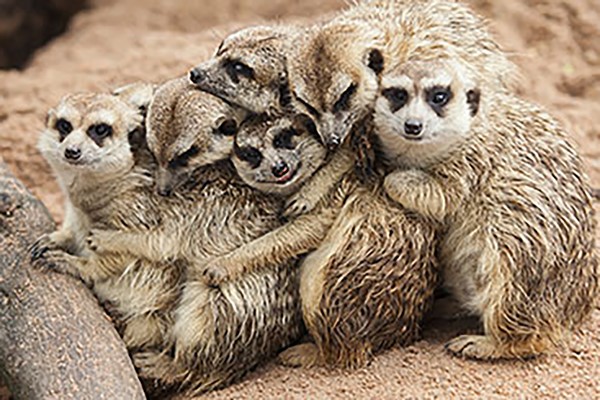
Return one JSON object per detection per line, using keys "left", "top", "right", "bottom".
{"left": 278, "top": 343, "right": 324, "bottom": 368}
{"left": 384, "top": 169, "right": 446, "bottom": 222}
{"left": 30, "top": 233, "right": 62, "bottom": 264}
{"left": 133, "top": 350, "right": 182, "bottom": 382}
{"left": 30, "top": 247, "right": 88, "bottom": 283}
{"left": 284, "top": 191, "right": 320, "bottom": 218}
{"left": 445, "top": 334, "right": 502, "bottom": 360}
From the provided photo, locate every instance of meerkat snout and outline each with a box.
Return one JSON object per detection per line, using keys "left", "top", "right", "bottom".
{"left": 271, "top": 160, "right": 290, "bottom": 179}
{"left": 189, "top": 68, "right": 206, "bottom": 85}
{"left": 64, "top": 146, "right": 82, "bottom": 161}
{"left": 404, "top": 119, "right": 423, "bottom": 138}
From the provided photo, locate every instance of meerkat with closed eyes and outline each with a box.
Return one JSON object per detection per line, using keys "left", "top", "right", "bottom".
{"left": 373, "top": 58, "right": 598, "bottom": 360}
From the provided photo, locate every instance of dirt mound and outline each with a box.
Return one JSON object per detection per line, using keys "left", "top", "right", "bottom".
{"left": 0, "top": 0, "right": 598, "bottom": 398}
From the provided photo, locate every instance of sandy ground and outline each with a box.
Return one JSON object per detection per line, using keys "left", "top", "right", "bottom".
{"left": 0, "top": 0, "right": 599, "bottom": 398}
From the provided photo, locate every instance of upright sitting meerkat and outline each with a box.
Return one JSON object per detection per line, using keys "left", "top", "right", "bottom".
{"left": 227, "top": 113, "right": 439, "bottom": 369}
{"left": 87, "top": 78, "right": 304, "bottom": 396}
{"left": 32, "top": 88, "right": 182, "bottom": 352}
{"left": 373, "top": 57, "right": 598, "bottom": 360}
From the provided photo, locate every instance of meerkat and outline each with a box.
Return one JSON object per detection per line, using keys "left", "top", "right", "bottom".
{"left": 372, "top": 57, "right": 598, "bottom": 360}
{"left": 224, "top": 113, "right": 439, "bottom": 369}
{"left": 287, "top": 0, "right": 516, "bottom": 149}
{"left": 84, "top": 77, "right": 304, "bottom": 396}
{"left": 31, "top": 88, "right": 183, "bottom": 352}
{"left": 189, "top": 24, "right": 301, "bottom": 115}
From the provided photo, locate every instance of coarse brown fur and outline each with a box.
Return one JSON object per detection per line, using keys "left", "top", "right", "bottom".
{"left": 85, "top": 78, "right": 304, "bottom": 396}
{"left": 229, "top": 114, "right": 440, "bottom": 369}
{"left": 374, "top": 58, "right": 598, "bottom": 360}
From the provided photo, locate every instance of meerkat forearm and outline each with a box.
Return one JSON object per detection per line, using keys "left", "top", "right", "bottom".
{"left": 89, "top": 228, "right": 185, "bottom": 261}
{"left": 384, "top": 169, "right": 449, "bottom": 222}
{"left": 285, "top": 148, "right": 355, "bottom": 216}
{"left": 199, "top": 209, "right": 336, "bottom": 283}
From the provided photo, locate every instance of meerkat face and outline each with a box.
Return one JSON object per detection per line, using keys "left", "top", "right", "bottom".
{"left": 289, "top": 21, "right": 385, "bottom": 149}
{"left": 232, "top": 114, "right": 326, "bottom": 196}
{"left": 190, "top": 26, "right": 294, "bottom": 114}
{"left": 374, "top": 60, "right": 481, "bottom": 166}
{"left": 38, "top": 93, "right": 142, "bottom": 179}
{"left": 146, "top": 78, "right": 242, "bottom": 196}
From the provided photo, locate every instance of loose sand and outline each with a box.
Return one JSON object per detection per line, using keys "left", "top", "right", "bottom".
{"left": 0, "top": 0, "right": 598, "bottom": 398}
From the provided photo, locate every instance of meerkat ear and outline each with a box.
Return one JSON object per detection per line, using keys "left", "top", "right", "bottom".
{"left": 293, "top": 113, "right": 322, "bottom": 145}
{"left": 366, "top": 49, "right": 384, "bottom": 75}
{"left": 45, "top": 108, "right": 57, "bottom": 127}
{"left": 466, "top": 88, "right": 481, "bottom": 117}
{"left": 113, "top": 82, "right": 156, "bottom": 115}
{"left": 127, "top": 127, "right": 147, "bottom": 152}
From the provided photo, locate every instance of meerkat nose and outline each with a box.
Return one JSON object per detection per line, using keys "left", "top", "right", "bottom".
{"left": 404, "top": 119, "right": 423, "bottom": 136}
{"left": 327, "top": 136, "right": 341, "bottom": 150}
{"left": 64, "top": 146, "right": 82, "bottom": 161}
{"left": 272, "top": 160, "right": 290, "bottom": 178}
{"left": 189, "top": 68, "right": 206, "bottom": 84}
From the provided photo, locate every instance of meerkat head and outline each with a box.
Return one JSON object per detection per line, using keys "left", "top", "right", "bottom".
{"left": 232, "top": 113, "right": 326, "bottom": 196}
{"left": 189, "top": 25, "right": 296, "bottom": 115}
{"left": 146, "top": 77, "right": 242, "bottom": 196}
{"left": 374, "top": 59, "right": 481, "bottom": 166}
{"left": 38, "top": 92, "right": 144, "bottom": 181}
{"left": 288, "top": 20, "right": 385, "bottom": 150}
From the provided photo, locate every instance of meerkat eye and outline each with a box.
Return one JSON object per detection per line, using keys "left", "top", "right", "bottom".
{"left": 234, "top": 145, "right": 263, "bottom": 169}
{"left": 333, "top": 83, "right": 357, "bottom": 113}
{"left": 296, "top": 96, "right": 320, "bottom": 119}
{"left": 169, "top": 145, "right": 199, "bottom": 169}
{"left": 87, "top": 123, "right": 113, "bottom": 142}
{"left": 427, "top": 87, "right": 452, "bottom": 108}
{"left": 273, "top": 128, "right": 298, "bottom": 150}
{"left": 382, "top": 88, "right": 409, "bottom": 112}
{"left": 55, "top": 118, "right": 73, "bottom": 138}
{"left": 215, "top": 119, "right": 237, "bottom": 136}
{"left": 224, "top": 60, "right": 254, "bottom": 83}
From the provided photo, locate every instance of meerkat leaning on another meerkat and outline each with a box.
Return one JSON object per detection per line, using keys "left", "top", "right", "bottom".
{"left": 373, "top": 57, "right": 598, "bottom": 360}
{"left": 223, "top": 113, "right": 439, "bottom": 369}
{"left": 86, "top": 77, "right": 304, "bottom": 396}
{"left": 31, "top": 86, "right": 183, "bottom": 352}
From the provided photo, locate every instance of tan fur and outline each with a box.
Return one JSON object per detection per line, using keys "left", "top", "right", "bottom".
{"left": 190, "top": 24, "right": 302, "bottom": 115}
{"left": 84, "top": 79, "right": 304, "bottom": 396}
{"left": 229, "top": 114, "right": 439, "bottom": 368}
{"left": 374, "top": 58, "right": 598, "bottom": 360}
{"left": 33, "top": 89, "right": 182, "bottom": 352}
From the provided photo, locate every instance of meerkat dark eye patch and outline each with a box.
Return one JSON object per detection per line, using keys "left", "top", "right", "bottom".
{"left": 169, "top": 145, "right": 199, "bottom": 169}
{"left": 333, "top": 83, "right": 357, "bottom": 114}
{"left": 293, "top": 113, "right": 322, "bottom": 145}
{"left": 273, "top": 128, "right": 299, "bottom": 150}
{"left": 466, "top": 89, "right": 481, "bottom": 117}
{"left": 426, "top": 86, "right": 453, "bottom": 117}
{"left": 55, "top": 118, "right": 73, "bottom": 141}
{"left": 367, "top": 49, "right": 384, "bottom": 75}
{"left": 296, "top": 96, "right": 321, "bottom": 120}
{"left": 234, "top": 143, "right": 263, "bottom": 169}
{"left": 382, "top": 88, "right": 409, "bottom": 113}
{"left": 224, "top": 59, "right": 254, "bottom": 84}
{"left": 215, "top": 119, "right": 237, "bottom": 136}
{"left": 87, "top": 123, "right": 113, "bottom": 146}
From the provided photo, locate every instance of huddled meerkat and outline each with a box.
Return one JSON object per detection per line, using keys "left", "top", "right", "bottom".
{"left": 85, "top": 77, "right": 304, "bottom": 396}
{"left": 31, "top": 87, "right": 182, "bottom": 352}
{"left": 226, "top": 113, "right": 439, "bottom": 369}
{"left": 373, "top": 57, "right": 598, "bottom": 360}
{"left": 189, "top": 24, "right": 301, "bottom": 115}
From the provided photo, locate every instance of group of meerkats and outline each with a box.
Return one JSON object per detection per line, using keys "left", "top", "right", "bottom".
{"left": 31, "top": 0, "right": 598, "bottom": 397}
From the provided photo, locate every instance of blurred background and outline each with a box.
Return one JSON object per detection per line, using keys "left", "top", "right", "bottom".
{"left": 0, "top": 0, "right": 598, "bottom": 399}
